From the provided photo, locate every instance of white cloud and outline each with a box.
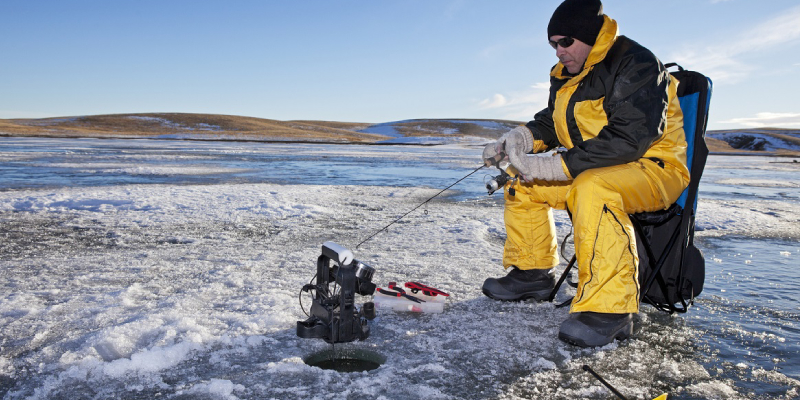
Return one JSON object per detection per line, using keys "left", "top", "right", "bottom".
{"left": 479, "top": 94, "right": 508, "bottom": 109}
{"left": 718, "top": 112, "right": 800, "bottom": 127}
{"left": 477, "top": 82, "right": 549, "bottom": 120}
{"left": 669, "top": 5, "right": 800, "bottom": 84}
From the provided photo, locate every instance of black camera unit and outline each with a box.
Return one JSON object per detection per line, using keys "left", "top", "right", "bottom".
{"left": 297, "top": 242, "right": 377, "bottom": 343}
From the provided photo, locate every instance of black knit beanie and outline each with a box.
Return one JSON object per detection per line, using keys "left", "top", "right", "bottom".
{"left": 547, "top": 0, "right": 604, "bottom": 46}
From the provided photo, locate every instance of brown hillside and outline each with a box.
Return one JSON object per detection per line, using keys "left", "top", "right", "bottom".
{"left": 0, "top": 113, "right": 388, "bottom": 143}
{"left": 705, "top": 136, "right": 737, "bottom": 152}
{"left": 707, "top": 128, "right": 800, "bottom": 156}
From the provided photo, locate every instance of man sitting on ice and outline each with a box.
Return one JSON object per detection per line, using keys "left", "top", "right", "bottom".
{"left": 481, "top": 0, "right": 690, "bottom": 347}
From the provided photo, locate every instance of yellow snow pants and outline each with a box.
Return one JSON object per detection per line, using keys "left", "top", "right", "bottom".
{"left": 503, "top": 160, "right": 689, "bottom": 313}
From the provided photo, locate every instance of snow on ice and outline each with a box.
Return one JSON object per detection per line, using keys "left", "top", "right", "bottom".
{"left": 0, "top": 141, "right": 798, "bottom": 399}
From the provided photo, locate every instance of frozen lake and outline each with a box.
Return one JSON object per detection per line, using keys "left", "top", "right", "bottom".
{"left": 0, "top": 137, "right": 798, "bottom": 399}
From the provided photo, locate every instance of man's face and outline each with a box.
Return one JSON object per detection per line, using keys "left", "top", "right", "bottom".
{"left": 550, "top": 35, "right": 592, "bottom": 74}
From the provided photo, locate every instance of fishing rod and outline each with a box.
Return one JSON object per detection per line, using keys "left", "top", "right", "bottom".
{"left": 583, "top": 365, "right": 629, "bottom": 400}
{"left": 353, "top": 153, "right": 512, "bottom": 249}
{"left": 354, "top": 163, "right": 488, "bottom": 249}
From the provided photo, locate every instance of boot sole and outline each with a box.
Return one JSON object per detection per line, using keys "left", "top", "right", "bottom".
{"left": 558, "top": 328, "right": 631, "bottom": 348}
{"left": 482, "top": 287, "right": 552, "bottom": 302}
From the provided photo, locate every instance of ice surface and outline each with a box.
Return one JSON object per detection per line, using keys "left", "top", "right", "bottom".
{"left": 358, "top": 119, "right": 516, "bottom": 144}
{"left": 0, "top": 139, "right": 798, "bottom": 399}
{"left": 376, "top": 136, "right": 489, "bottom": 145}
{"left": 358, "top": 122, "right": 406, "bottom": 138}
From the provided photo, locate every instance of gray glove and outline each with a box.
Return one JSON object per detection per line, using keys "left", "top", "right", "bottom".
{"left": 507, "top": 150, "right": 570, "bottom": 182}
{"left": 482, "top": 126, "right": 533, "bottom": 166}
{"left": 482, "top": 126, "right": 569, "bottom": 182}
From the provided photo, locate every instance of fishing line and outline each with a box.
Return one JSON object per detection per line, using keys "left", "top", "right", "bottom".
{"left": 354, "top": 164, "right": 486, "bottom": 249}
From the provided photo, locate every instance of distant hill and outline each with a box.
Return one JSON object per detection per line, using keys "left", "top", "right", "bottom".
{"left": 706, "top": 128, "right": 800, "bottom": 155}
{"left": 0, "top": 113, "right": 519, "bottom": 144}
{"left": 2, "top": 113, "right": 798, "bottom": 155}
{"left": 0, "top": 113, "right": 384, "bottom": 143}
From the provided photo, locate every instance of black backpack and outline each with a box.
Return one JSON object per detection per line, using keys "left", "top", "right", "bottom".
{"left": 633, "top": 64, "right": 713, "bottom": 313}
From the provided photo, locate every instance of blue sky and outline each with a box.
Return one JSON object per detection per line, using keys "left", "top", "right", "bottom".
{"left": 2, "top": 0, "right": 799, "bottom": 130}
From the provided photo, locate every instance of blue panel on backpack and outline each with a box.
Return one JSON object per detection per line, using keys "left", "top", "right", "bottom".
{"left": 676, "top": 92, "right": 700, "bottom": 209}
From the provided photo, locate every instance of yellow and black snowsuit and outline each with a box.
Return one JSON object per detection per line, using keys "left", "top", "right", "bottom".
{"left": 504, "top": 15, "right": 690, "bottom": 313}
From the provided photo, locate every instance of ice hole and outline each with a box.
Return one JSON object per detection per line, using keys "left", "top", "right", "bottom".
{"left": 303, "top": 347, "right": 386, "bottom": 373}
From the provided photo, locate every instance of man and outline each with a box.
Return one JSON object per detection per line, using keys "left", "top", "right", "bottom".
{"left": 482, "top": 0, "right": 689, "bottom": 347}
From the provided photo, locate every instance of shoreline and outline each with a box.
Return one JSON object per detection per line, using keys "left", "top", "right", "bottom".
{"left": 0, "top": 132, "right": 449, "bottom": 147}
{"left": 3, "top": 132, "right": 799, "bottom": 157}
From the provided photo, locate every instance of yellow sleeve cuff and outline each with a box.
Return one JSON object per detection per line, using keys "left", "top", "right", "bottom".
{"left": 560, "top": 158, "right": 573, "bottom": 180}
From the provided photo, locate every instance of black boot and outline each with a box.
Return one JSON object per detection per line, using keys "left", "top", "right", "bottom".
{"left": 558, "top": 312, "right": 633, "bottom": 347}
{"left": 481, "top": 266, "right": 555, "bottom": 301}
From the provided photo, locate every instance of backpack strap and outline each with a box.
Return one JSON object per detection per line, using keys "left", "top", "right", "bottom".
{"left": 664, "top": 62, "right": 685, "bottom": 71}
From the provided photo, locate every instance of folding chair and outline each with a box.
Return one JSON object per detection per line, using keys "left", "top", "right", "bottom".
{"left": 549, "top": 64, "right": 713, "bottom": 314}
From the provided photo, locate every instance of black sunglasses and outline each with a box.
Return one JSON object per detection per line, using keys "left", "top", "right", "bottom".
{"left": 549, "top": 36, "right": 575, "bottom": 49}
